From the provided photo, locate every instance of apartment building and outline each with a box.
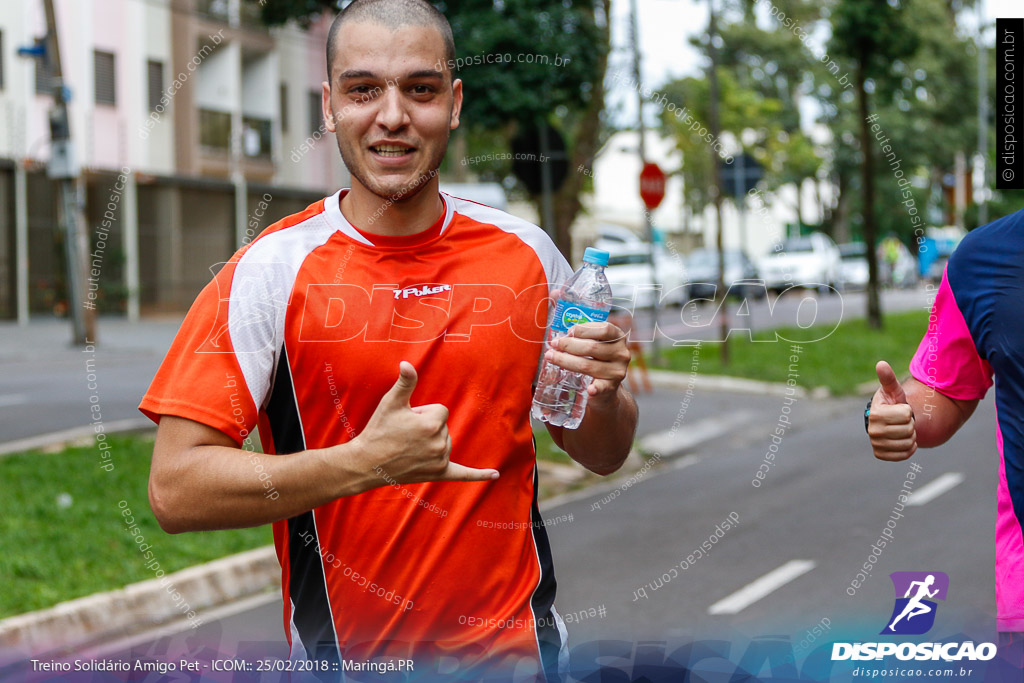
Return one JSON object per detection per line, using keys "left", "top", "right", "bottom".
{"left": 0, "top": 0, "right": 347, "bottom": 320}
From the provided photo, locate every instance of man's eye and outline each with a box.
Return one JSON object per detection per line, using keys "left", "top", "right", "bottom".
{"left": 411, "top": 85, "right": 435, "bottom": 95}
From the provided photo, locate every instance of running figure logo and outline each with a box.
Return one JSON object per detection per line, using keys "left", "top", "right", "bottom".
{"left": 881, "top": 571, "right": 949, "bottom": 635}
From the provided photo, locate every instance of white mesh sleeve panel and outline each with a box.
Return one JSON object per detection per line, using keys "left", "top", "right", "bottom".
{"left": 229, "top": 213, "right": 339, "bottom": 413}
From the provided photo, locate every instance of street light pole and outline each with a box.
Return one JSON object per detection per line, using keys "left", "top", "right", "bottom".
{"left": 43, "top": 0, "right": 95, "bottom": 345}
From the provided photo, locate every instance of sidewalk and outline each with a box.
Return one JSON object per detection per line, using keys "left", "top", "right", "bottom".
{"left": 0, "top": 317, "right": 183, "bottom": 445}
{"left": 0, "top": 316, "right": 183, "bottom": 363}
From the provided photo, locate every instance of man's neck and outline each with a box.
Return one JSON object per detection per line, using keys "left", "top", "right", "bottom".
{"left": 340, "top": 178, "right": 444, "bottom": 237}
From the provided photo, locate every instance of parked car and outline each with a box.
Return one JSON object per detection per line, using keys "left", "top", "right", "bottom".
{"left": 604, "top": 246, "right": 688, "bottom": 309}
{"left": 838, "top": 242, "right": 869, "bottom": 291}
{"left": 593, "top": 224, "right": 646, "bottom": 254}
{"left": 685, "top": 248, "right": 765, "bottom": 300}
{"left": 759, "top": 232, "right": 841, "bottom": 294}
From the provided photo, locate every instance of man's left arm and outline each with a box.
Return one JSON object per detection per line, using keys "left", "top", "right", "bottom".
{"left": 542, "top": 322, "right": 639, "bottom": 475}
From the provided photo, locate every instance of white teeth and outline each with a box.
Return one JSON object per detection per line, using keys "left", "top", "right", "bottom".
{"left": 373, "top": 145, "right": 412, "bottom": 156}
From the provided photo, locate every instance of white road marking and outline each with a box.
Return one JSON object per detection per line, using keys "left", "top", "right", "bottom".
{"left": 639, "top": 412, "right": 756, "bottom": 458}
{"left": 906, "top": 472, "right": 964, "bottom": 506}
{"left": 708, "top": 559, "right": 816, "bottom": 615}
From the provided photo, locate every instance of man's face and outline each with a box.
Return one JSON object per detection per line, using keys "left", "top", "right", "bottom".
{"left": 324, "top": 21, "right": 462, "bottom": 203}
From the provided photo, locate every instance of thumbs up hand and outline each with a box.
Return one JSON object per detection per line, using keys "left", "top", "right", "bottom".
{"left": 867, "top": 361, "right": 917, "bottom": 461}
{"left": 352, "top": 361, "right": 499, "bottom": 487}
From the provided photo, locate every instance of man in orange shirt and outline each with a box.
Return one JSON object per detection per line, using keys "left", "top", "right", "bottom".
{"left": 140, "top": 0, "right": 638, "bottom": 680}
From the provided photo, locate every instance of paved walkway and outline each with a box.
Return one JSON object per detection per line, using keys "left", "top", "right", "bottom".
{"left": 0, "top": 316, "right": 183, "bottom": 362}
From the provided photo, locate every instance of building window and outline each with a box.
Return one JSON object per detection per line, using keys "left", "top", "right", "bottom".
{"left": 195, "top": 0, "right": 230, "bottom": 22}
{"left": 309, "top": 90, "right": 322, "bottom": 135}
{"left": 147, "top": 60, "right": 164, "bottom": 112}
{"left": 34, "top": 39, "right": 57, "bottom": 94}
{"left": 94, "top": 50, "right": 116, "bottom": 105}
{"left": 243, "top": 117, "right": 272, "bottom": 157}
{"left": 280, "top": 83, "right": 288, "bottom": 133}
{"left": 199, "top": 109, "right": 232, "bottom": 151}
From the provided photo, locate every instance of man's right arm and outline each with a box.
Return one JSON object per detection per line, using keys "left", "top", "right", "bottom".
{"left": 150, "top": 415, "right": 372, "bottom": 533}
{"left": 149, "top": 361, "right": 498, "bottom": 533}
{"left": 867, "top": 360, "right": 979, "bottom": 462}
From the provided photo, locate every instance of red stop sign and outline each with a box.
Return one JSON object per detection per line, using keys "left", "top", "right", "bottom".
{"left": 639, "top": 162, "right": 666, "bottom": 210}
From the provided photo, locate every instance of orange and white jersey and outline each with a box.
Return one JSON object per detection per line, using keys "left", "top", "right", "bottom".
{"left": 140, "top": 189, "right": 575, "bottom": 680}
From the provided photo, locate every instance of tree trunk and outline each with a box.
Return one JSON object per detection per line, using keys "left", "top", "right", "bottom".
{"left": 830, "top": 169, "right": 851, "bottom": 242}
{"left": 857, "top": 59, "right": 883, "bottom": 329}
{"left": 543, "top": 0, "right": 612, "bottom": 260}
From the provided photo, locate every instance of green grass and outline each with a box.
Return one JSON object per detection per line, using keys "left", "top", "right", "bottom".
{"left": 0, "top": 435, "right": 270, "bottom": 618}
{"left": 533, "top": 426, "right": 574, "bottom": 466}
{"left": 654, "top": 309, "right": 930, "bottom": 395}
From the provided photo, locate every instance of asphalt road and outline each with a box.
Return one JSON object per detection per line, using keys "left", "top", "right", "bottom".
{"left": 11, "top": 378, "right": 1011, "bottom": 682}
{"left": 0, "top": 288, "right": 930, "bottom": 446}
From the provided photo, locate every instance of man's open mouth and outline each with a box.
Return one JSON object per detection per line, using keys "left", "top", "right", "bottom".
{"left": 370, "top": 144, "right": 416, "bottom": 158}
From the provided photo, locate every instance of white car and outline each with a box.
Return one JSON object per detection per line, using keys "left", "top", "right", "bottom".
{"left": 838, "top": 242, "right": 869, "bottom": 291}
{"left": 604, "top": 247, "right": 687, "bottom": 310}
{"left": 759, "top": 232, "right": 841, "bottom": 294}
{"left": 685, "top": 248, "right": 764, "bottom": 300}
{"left": 593, "top": 224, "right": 646, "bottom": 254}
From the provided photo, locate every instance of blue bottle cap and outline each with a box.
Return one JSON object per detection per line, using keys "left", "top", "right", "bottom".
{"left": 583, "top": 247, "right": 609, "bottom": 267}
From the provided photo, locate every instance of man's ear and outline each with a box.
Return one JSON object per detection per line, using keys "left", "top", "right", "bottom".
{"left": 450, "top": 78, "right": 463, "bottom": 131}
{"left": 322, "top": 81, "right": 335, "bottom": 132}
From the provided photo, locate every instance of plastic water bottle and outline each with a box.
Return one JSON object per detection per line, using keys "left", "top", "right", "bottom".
{"left": 531, "top": 247, "right": 613, "bottom": 429}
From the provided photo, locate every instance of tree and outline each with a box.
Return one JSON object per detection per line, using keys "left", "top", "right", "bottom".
{"left": 717, "top": 0, "right": 827, "bottom": 231}
{"left": 253, "top": 0, "right": 612, "bottom": 257}
{"left": 829, "top": 0, "right": 919, "bottom": 329}
{"left": 659, "top": 70, "right": 785, "bottom": 233}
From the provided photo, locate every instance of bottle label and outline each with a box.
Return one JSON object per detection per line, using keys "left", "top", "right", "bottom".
{"left": 549, "top": 300, "right": 608, "bottom": 334}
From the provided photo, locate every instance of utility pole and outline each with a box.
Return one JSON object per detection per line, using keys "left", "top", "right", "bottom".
{"left": 43, "top": 0, "right": 95, "bottom": 345}
{"left": 707, "top": 0, "right": 729, "bottom": 364}
{"left": 629, "top": 0, "right": 662, "bottom": 363}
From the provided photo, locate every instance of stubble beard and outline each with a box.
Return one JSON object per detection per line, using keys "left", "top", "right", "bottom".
{"left": 335, "top": 113, "right": 451, "bottom": 205}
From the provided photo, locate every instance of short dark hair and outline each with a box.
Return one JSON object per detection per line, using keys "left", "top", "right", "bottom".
{"left": 326, "top": 0, "right": 456, "bottom": 83}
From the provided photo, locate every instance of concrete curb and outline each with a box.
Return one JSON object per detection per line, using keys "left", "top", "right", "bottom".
{"left": 646, "top": 369, "right": 831, "bottom": 399}
{"left": 0, "top": 418, "right": 154, "bottom": 457}
{"left": 0, "top": 546, "right": 279, "bottom": 654}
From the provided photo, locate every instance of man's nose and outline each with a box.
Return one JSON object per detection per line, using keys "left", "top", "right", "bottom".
{"left": 375, "top": 85, "right": 409, "bottom": 131}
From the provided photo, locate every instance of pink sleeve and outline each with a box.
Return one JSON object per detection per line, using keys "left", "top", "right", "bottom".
{"left": 909, "top": 268, "right": 993, "bottom": 401}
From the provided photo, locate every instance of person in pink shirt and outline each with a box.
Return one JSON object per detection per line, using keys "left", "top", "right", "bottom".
{"left": 867, "top": 209, "right": 1024, "bottom": 666}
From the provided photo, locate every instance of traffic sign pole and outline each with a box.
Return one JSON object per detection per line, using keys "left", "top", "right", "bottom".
{"left": 629, "top": 0, "right": 663, "bottom": 364}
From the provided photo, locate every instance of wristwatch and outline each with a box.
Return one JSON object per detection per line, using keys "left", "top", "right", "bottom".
{"left": 864, "top": 398, "right": 873, "bottom": 433}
